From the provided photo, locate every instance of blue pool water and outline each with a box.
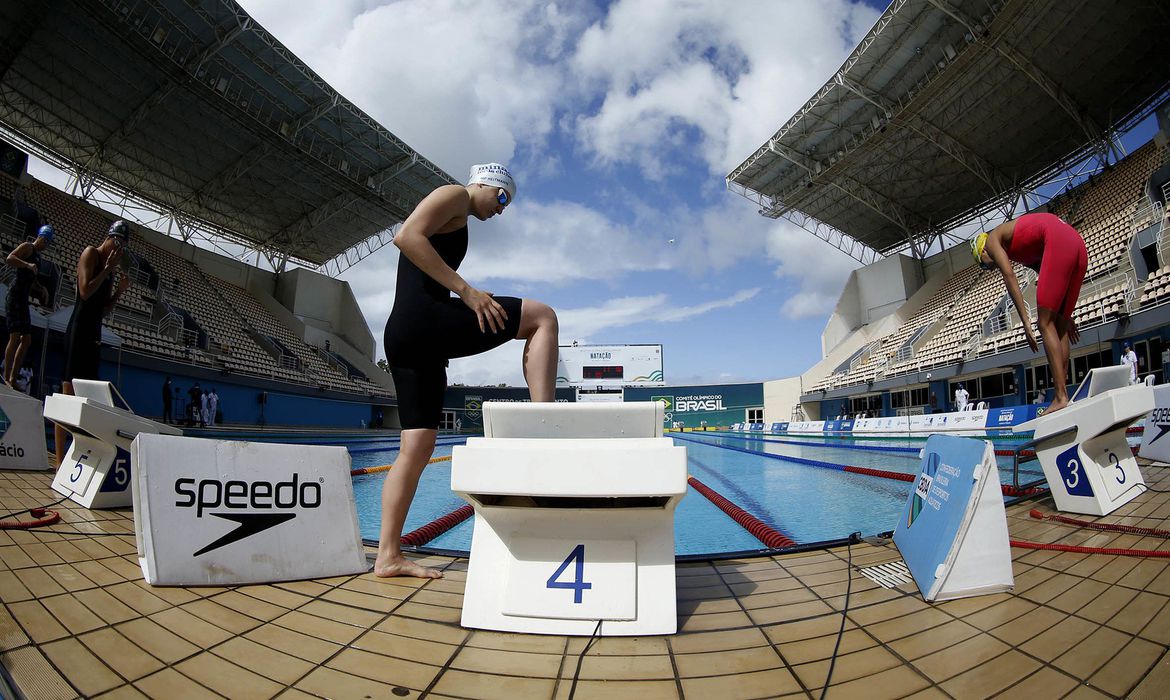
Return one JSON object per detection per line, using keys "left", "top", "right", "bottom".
{"left": 340, "top": 431, "right": 1051, "bottom": 557}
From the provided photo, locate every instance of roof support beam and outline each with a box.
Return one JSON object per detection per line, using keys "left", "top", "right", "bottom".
{"left": 86, "top": 17, "right": 249, "bottom": 172}
{"left": 835, "top": 75, "right": 1014, "bottom": 196}
{"left": 768, "top": 139, "right": 930, "bottom": 245}
{"left": 923, "top": 0, "right": 1116, "bottom": 161}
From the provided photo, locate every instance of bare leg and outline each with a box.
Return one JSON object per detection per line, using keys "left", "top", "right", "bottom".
{"left": 10, "top": 335, "right": 31, "bottom": 387}
{"left": 1038, "top": 307, "right": 1071, "bottom": 413}
{"left": 516, "top": 299, "right": 559, "bottom": 402}
{"left": 53, "top": 380, "right": 74, "bottom": 469}
{"left": 373, "top": 428, "right": 443, "bottom": 579}
{"left": 2, "top": 333, "right": 20, "bottom": 385}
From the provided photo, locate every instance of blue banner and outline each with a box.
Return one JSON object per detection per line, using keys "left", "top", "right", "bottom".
{"left": 894, "top": 434, "right": 987, "bottom": 594}
{"left": 822, "top": 419, "right": 854, "bottom": 433}
{"left": 983, "top": 405, "right": 1040, "bottom": 429}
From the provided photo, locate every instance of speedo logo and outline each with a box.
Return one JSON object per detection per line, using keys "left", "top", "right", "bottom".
{"left": 175, "top": 475, "right": 322, "bottom": 556}
{"left": 1148, "top": 408, "right": 1170, "bottom": 445}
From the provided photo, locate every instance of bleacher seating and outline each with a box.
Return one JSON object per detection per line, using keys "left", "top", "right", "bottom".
{"left": 813, "top": 139, "right": 1169, "bottom": 391}
{"left": 0, "top": 174, "right": 390, "bottom": 398}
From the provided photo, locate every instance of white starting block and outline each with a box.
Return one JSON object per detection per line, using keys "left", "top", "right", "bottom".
{"left": 47, "top": 379, "right": 181, "bottom": 509}
{"left": 452, "top": 402, "right": 687, "bottom": 636}
{"left": 0, "top": 383, "right": 48, "bottom": 470}
{"left": 1014, "top": 366, "right": 1152, "bottom": 516}
{"left": 131, "top": 433, "right": 366, "bottom": 586}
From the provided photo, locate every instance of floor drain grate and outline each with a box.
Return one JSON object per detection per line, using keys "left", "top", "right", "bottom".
{"left": 858, "top": 560, "right": 912, "bottom": 588}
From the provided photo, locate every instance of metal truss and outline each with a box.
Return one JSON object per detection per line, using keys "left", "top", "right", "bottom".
{"left": 318, "top": 226, "right": 400, "bottom": 278}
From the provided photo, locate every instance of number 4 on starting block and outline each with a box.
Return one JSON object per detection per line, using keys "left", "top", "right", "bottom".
{"left": 503, "top": 538, "right": 636, "bottom": 620}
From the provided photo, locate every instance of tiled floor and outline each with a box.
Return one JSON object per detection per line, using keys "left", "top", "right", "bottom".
{"left": 2, "top": 465, "right": 1170, "bottom": 699}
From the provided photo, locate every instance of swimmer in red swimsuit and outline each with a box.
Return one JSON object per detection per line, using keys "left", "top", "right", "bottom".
{"left": 972, "top": 213, "right": 1087, "bottom": 413}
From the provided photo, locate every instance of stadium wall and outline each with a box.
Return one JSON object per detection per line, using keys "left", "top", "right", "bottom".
{"left": 763, "top": 377, "right": 802, "bottom": 423}
{"left": 104, "top": 360, "right": 377, "bottom": 429}
{"left": 822, "top": 254, "right": 922, "bottom": 353}
{"left": 273, "top": 267, "right": 376, "bottom": 360}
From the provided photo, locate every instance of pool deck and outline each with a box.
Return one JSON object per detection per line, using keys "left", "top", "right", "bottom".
{"left": 3, "top": 464, "right": 1170, "bottom": 699}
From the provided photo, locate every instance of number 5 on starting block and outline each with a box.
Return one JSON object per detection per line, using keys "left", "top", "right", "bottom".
{"left": 503, "top": 538, "right": 636, "bottom": 620}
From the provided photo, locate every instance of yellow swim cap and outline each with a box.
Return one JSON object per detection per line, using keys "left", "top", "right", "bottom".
{"left": 971, "top": 232, "right": 989, "bottom": 268}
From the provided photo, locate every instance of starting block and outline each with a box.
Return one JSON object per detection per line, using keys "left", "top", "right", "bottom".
{"left": 452, "top": 402, "right": 687, "bottom": 636}
{"left": 47, "top": 379, "right": 180, "bottom": 509}
{"left": 0, "top": 383, "right": 48, "bottom": 470}
{"left": 1014, "top": 366, "right": 1152, "bottom": 516}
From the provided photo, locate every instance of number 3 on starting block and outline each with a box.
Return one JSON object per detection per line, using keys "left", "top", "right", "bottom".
{"left": 504, "top": 538, "right": 636, "bottom": 620}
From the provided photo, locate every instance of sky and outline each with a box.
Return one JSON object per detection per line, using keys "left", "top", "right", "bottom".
{"left": 39, "top": 0, "right": 892, "bottom": 388}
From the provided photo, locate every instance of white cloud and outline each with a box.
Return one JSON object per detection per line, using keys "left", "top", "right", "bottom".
{"left": 569, "top": 0, "right": 882, "bottom": 177}
{"left": 232, "top": 0, "right": 883, "bottom": 382}
{"left": 764, "top": 218, "right": 861, "bottom": 319}
{"left": 448, "top": 287, "right": 761, "bottom": 386}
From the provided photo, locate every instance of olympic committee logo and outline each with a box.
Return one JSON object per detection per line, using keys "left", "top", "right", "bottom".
{"left": 908, "top": 451, "right": 939, "bottom": 528}
{"left": 651, "top": 396, "right": 673, "bottom": 411}
{"left": 465, "top": 396, "right": 483, "bottom": 422}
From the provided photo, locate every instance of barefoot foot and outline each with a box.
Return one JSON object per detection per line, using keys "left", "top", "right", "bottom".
{"left": 1045, "top": 398, "right": 1069, "bottom": 415}
{"left": 373, "top": 554, "right": 443, "bottom": 579}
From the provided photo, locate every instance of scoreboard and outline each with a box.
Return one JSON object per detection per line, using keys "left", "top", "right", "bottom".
{"left": 556, "top": 344, "right": 664, "bottom": 388}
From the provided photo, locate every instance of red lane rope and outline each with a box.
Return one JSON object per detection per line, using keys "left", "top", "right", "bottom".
{"left": 687, "top": 476, "right": 795, "bottom": 549}
{"left": 351, "top": 454, "right": 451, "bottom": 476}
{"left": 841, "top": 464, "right": 1045, "bottom": 497}
{"left": 1029, "top": 508, "right": 1170, "bottom": 537}
{"left": 843, "top": 465, "right": 913, "bottom": 482}
{"left": 1010, "top": 540, "right": 1170, "bottom": 558}
{"left": 0, "top": 508, "right": 61, "bottom": 530}
{"left": 399, "top": 505, "right": 474, "bottom": 547}
{"left": 995, "top": 449, "right": 1036, "bottom": 458}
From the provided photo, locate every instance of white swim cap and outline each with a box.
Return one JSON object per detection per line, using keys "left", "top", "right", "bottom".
{"left": 468, "top": 163, "right": 516, "bottom": 201}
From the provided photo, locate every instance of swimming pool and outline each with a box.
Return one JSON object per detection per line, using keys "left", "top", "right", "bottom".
{"left": 343, "top": 430, "right": 1051, "bottom": 557}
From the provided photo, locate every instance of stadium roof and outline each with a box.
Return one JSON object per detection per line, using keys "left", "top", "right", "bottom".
{"left": 0, "top": 0, "right": 455, "bottom": 271}
{"left": 728, "top": 0, "right": 1170, "bottom": 263}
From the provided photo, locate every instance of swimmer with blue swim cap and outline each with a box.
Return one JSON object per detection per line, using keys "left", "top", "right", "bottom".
{"left": 376, "top": 160, "right": 560, "bottom": 580}
{"left": 3, "top": 224, "right": 55, "bottom": 387}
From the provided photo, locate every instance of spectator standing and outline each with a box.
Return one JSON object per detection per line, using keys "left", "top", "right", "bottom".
{"left": 954, "top": 384, "right": 969, "bottom": 411}
{"left": 14, "top": 366, "right": 32, "bottom": 394}
{"left": 162, "top": 376, "right": 173, "bottom": 424}
{"left": 1122, "top": 341, "right": 1139, "bottom": 385}
{"left": 208, "top": 388, "right": 219, "bottom": 427}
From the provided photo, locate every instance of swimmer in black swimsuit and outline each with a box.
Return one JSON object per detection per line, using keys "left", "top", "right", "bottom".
{"left": 3, "top": 224, "right": 53, "bottom": 388}
{"left": 375, "top": 163, "right": 559, "bottom": 579}
{"left": 53, "top": 220, "right": 131, "bottom": 468}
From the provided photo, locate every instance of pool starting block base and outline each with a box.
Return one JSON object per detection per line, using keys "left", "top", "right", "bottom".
{"left": 894, "top": 434, "right": 1013, "bottom": 601}
{"left": 452, "top": 402, "right": 687, "bottom": 636}
{"left": 0, "top": 383, "right": 48, "bottom": 470}
{"left": 47, "top": 380, "right": 180, "bottom": 509}
{"left": 1014, "top": 366, "right": 1151, "bottom": 516}
{"left": 132, "top": 433, "right": 367, "bottom": 586}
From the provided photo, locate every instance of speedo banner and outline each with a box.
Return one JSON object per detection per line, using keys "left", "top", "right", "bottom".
{"left": 132, "top": 434, "right": 366, "bottom": 586}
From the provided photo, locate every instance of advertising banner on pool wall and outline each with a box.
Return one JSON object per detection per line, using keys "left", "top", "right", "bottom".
{"left": 625, "top": 383, "right": 763, "bottom": 429}
{"left": 893, "top": 434, "right": 1013, "bottom": 601}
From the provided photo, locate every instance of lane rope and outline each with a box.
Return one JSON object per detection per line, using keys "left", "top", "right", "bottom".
{"left": 687, "top": 475, "right": 795, "bottom": 549}
{"left": 1028, "top": 508, "right": 1170, "bottom": 537}
{"left": 673, "top": 433, "right": 1046, "bottom": 497}
{"left": 400, "top": 505, "right": 474, "bottom": 547}
{"left": 351, "top": 454, "right": 451, "bottom": 476}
